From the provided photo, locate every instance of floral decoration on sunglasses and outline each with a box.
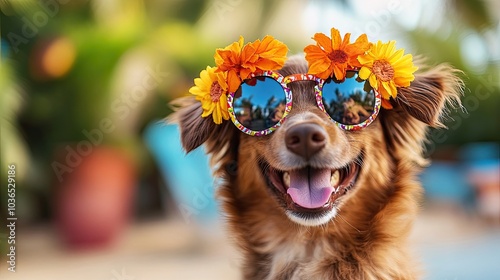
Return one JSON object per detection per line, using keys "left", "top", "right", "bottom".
{"left": 189, "top": 27, "right": 418, "bottom": 136}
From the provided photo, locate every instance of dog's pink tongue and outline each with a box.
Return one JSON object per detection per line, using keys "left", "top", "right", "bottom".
{"left": 286, "top": 168, "right": 333, "bottom": 209}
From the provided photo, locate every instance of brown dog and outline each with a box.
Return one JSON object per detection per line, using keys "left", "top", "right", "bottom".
{"left": 170, "top": 55, "right": 462, "bottom": 279}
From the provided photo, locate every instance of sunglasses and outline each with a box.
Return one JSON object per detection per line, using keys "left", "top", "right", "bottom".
{"left": 227, "top": 70, "right": 382, "bottom": 136}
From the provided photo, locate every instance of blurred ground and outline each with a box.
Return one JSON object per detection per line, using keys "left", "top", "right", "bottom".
{"left": 0, "top": 218, "right": 241, "bottom": 280}
{"left": 411, "top": 204, "right": 500, "bottom": 280}
{"left": 1, "top": 205, "right": 499, "bottom": 280}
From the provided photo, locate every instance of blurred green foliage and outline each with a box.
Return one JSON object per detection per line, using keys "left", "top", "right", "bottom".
{"left": 406, "top": 1, "right": 499, "bottom": 146}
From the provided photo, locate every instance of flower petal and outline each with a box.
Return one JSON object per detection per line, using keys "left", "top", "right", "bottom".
{"left": 351, "top": 33, "right": 370, "bottom": 49}
{"left": 219, "top": 94, "right": 229, "bottom": 120}
{"left": 304, "top": 45, "right": 327, "bottom": 60}
{"left": 359, "top": 66, "right": 371, "bottom": 80}
{"left": 216, "top": 72, "right": 228, "bottom": 92}
{"left": 384, "top": 41, "right": 396, "bottom": 58}
{"left": 379, "top": 81, "right": 392, "bottom": 99}
{"left": 333, "top": 64, "right": 346, "bottom": 80}
{"left": 240, "top": 42, "right": 257, "bottom": 66}
{"left": 312, "top": 32, "right": 333, "bottom": 52}
{"left": 387, "top": 48, "right": 404, "bottom": 64}
{"left": 227, "top": 69, "right": 242, "bottom": 93}
{"left": 388, "top": 81, "right": 398, "bottom": 98}
{"left": 330, "top": 28, "right": 341, "bottom": 50}
{"left": 381, "top": 98, "right": 393, "bottom": 109}
{"left": 341, "top": 32, "right": 351, "bottom": 49}
{"left": 357, "top": 53, "right": 374, "bottom": 67}
{"left": 316, "top": 68, "right": 334, "bottom": 80}
{"left": 240, "top": 68, "right": 253, "bottom": 81}
{"left": 369, "top": 73, "right": 379, "bottom": 89}
{"left": 212, "top": 105, "right": 222, "bottom": 124}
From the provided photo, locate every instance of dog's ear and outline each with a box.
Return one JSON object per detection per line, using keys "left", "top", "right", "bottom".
{"left": 396, "top": 64, "right": 463, "bottom": 128}
{"left": 380, "top": 64, "right": 463, "bottom": 165}
{"left": 169, "top": 96, "right": 236, "bottom": 155}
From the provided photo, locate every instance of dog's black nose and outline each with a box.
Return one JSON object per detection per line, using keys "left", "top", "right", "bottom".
{"left": 285, "top": 123, "right": 327, "bottom": 160}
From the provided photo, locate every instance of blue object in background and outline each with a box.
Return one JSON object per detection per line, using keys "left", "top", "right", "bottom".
{"left": 420, "top": 162, "right": 474, "bottom": 205}
{"left": 460, "top": 142, "right": 500, "bottom": 173}
{"left": 1, "top": 38, "right": 10, "bottom": 58}
{"left": 144, "top": 121, "right": 219, "bottom": 224}
{"left": 419, "top": 142, "right": 500, "bottom": 279}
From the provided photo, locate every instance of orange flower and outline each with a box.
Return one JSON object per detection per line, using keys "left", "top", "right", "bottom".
{"left": 304, "top": 28, "right": 371, "bottom": 80}
{"left": 214, "top": 36, "right": 288, "bottom": 92}
{"left": 246, "top": 35, "right": 288, "bottom": 73}
{"left": 214, "top": 36, "right": 245, "bottom": 94}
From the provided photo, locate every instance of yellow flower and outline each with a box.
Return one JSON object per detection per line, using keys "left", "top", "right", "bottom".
{"left": 189, "top": 66, "right": 229, "bottom": 124}
{"left": 358, "top": 40, "right": 418, "bottom": 109}
{"left": 304, "top": 27, "right": 371, "bottom": 80}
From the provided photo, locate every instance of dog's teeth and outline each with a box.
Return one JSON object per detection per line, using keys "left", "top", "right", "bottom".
{"left": 283, "top": 172, "right": 290, "bottom": 188}
{"left": 330, "top": 170, "right": 340, "bottom": 187}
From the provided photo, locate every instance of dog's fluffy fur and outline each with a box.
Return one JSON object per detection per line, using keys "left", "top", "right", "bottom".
{"left": 170, "top": 55, "right": 462, "bottom": 279}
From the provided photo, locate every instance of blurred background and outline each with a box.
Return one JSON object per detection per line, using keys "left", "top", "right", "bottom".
{"left": 0, "top": 0, "right": 499, "bottom": 279}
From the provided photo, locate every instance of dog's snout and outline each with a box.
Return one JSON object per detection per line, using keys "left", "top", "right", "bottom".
{"left": 285, "top": 123, "right": 327, "bottom": 159}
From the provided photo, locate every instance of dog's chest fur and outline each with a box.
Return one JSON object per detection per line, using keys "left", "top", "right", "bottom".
{"left": 218, "top": 164, "right": 422, "bottom": 280}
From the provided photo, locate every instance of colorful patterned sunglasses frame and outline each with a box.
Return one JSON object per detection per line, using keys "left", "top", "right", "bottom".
{"left": 227, "top": 70, "right": 382, "bottom": 136}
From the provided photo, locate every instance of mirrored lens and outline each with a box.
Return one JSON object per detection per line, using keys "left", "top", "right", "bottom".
{"left": 321, "top": 71, "right": 376, "bottom": 125}
{"left": 233, "top": 76, "right": 287, "bottom": 131}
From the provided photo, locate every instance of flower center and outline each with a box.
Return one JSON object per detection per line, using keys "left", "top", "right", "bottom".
{"left": 328, "top": 50, "right": 348, "bottom": 64}
{"left": 372, "top": 60, "right": 394, "bottom": 82}
{"left": 210, "top": 81, "right": 223, "bottom": 102}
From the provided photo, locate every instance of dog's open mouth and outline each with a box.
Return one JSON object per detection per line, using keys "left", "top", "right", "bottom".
{"left": 260, "top": 156, "right": 361, "bottom": 225}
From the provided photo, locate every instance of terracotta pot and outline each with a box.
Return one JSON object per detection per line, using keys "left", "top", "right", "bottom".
{"left": 55, "top": 147, "right": 136, "bottom": 248}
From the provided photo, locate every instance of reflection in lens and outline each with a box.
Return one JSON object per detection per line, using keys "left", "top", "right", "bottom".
{"left": 233, "top": 76, "right": 286, "bottom": 131}
{"left": 322, "top": 71, "right": 376, "bottom": 125}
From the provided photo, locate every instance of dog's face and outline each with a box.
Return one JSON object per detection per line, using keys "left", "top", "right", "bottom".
{"left": 251, "top": 80, "right": 371, "bottom": 226}
{"left": 228, "top": 60, "right": 359, "bottom": 226}
{"left": 172, "top": 56, "right": 462, "bottom": 227}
